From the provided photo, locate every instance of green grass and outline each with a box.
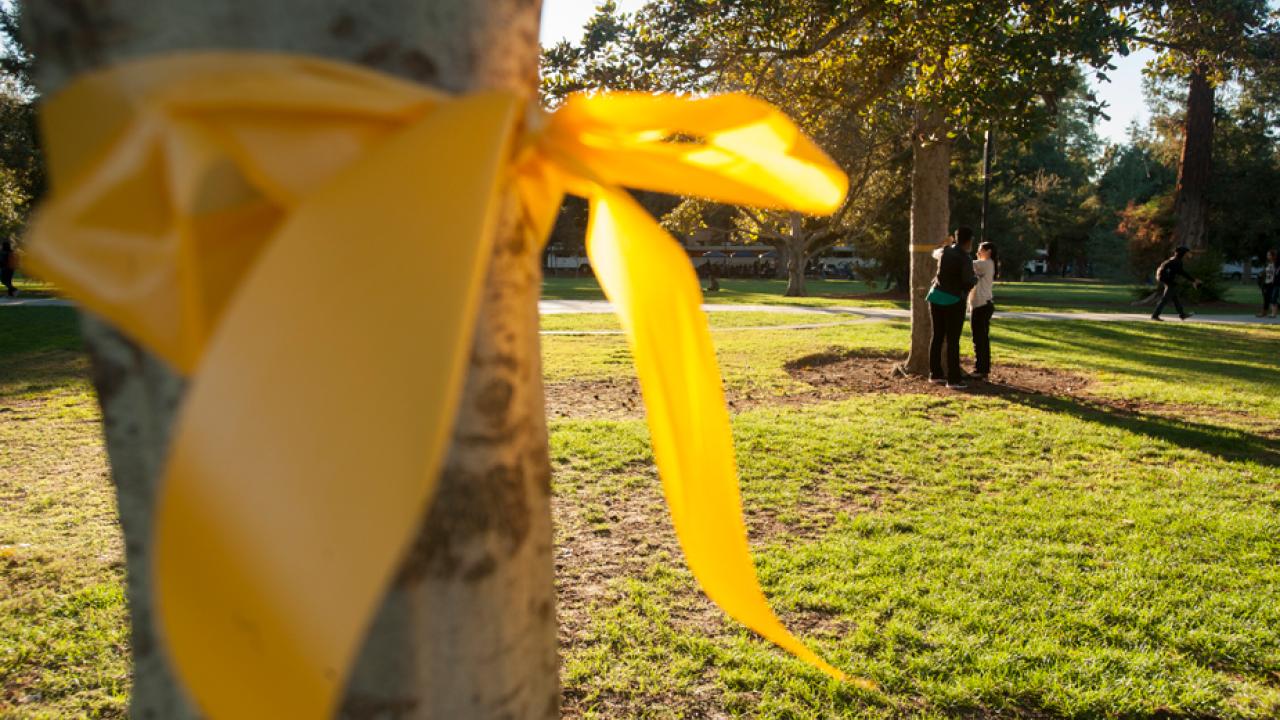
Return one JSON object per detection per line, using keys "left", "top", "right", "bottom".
{"left": 7, "top": 272, "right": 58, "bottom": 299}
{"left": 543, "top": 276, "right": 1267, "bottom": 314}
{"left": 544, "top": 315, "right": 1280, "bottom": 417}
{"left": 4, "top": 304, "right": 1280, "bottom": 718}
{"left": 1, "top": 307, "right": 127, "bottom": 719}
{"left": 544, "top": 276, "right": 901, "bottom": 308}
{"left": 553, "top": 399, "right": 1280, "bottom": 718}
{"left": 542, "top": 310, "right": 859, "bottom": 333}
{"left": 547, "top": 316, "right": 1280, "bottom": 717}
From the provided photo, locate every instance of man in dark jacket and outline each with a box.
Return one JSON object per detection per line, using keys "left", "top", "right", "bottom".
{"left": 0, "top": 240, "right": 16, "bottom": 297}
{"left": 1152, "top": 246, "right": 1200, "bottom": 321}
{"left": 928, "top": 227, "right": 977, "bottom": 387}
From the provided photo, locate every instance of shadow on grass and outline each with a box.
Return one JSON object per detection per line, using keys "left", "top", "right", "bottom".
{"left": 999, "top": 320, "right": 1280, "bottom": 389}
{"left": 976, "top": 381, "right": 1280, "bottom": 468}
{"left": 0, "top": 306, "right": 89, "bottom": 399}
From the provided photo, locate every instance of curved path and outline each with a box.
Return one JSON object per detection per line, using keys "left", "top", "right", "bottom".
{"left": 540, "top": 299, "right": 1279, "bottom": 326}
{"left": 5, "top": 296, "right": 1277, "bottom": 326}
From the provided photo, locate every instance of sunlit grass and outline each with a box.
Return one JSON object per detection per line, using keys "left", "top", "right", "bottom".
{"left": 4, "top": 304, "right": 1279, "bottom": 718}
{"left": 543, "top": 276, "right": 1265, "bottom": 314}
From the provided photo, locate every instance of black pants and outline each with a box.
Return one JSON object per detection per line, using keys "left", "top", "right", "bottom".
{"left": 929, "top": 301, "right": 966, "bottom": 383}
{"left": 1, "top": 268, "right": 13, "bottom": 296}
{"left": 1261, "top": 283, "right": 1277, "bottom": 312}
{"left": 971, "top": 301, "right": 994, "bottom": 375}
{"left": 1153, "top": 282, "right": 1184, "bottom": 318}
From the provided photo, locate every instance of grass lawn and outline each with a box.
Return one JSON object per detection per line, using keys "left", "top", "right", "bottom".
{"left": 543, "top": 275, "right": 1266, "bottom": 314}
{"left": 3, "top": 306, "right": 1280, "bottom": 718}
{"left": 1, "top": 308, "right": 127, "bottom": 718}
{"left": 5, "top": 272, "right": 58, "bottom": 299}
{"left": 542, "top": 310, "right": 864, "bottom": 334}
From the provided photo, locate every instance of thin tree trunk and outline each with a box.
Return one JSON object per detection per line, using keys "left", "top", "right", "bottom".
{"left": 1172, "top": 63, "right": 1214, "bottom": 251}
{"left": 903, "top": 107, "right": 950, "bottom": 376}
{"left": 784, "top": 214, "right": 808, "bottom": 297}
{"left": 22, "top": 2, "right": 557, "bottom": 719}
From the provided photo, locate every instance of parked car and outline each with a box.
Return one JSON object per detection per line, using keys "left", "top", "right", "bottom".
{"left": 544, "top": 252, "right": 590, "bottom": 274}
{"left": 1221, "top": 261, "right": 1244, "bottom": 280}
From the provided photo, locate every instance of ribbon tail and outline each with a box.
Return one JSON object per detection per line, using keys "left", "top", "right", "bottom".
{"left": 584, "top": 187, "right": 844, "bottom": 680}
{"left": 151, "top": 92, "right": 522, "bottom": 719}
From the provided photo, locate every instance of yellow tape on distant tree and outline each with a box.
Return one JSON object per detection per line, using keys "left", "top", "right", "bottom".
{"left": 26, "top": 53, "right": 854, "bottom": 719}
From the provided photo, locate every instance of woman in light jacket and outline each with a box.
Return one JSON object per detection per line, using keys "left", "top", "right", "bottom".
{"left": 1257, "top": 249, "right": 1277, "bottom": 318}
{"left": 969, "top": 242, "right": 997, "bottom": 379}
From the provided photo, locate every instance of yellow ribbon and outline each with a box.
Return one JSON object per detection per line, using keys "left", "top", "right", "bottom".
{"left": 26, "top": 53, "right": 851, "bottom": 718}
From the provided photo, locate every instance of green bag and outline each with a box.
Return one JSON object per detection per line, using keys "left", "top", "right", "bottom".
{"left": 926, "top": 286, "right": 960, "bottom": 306}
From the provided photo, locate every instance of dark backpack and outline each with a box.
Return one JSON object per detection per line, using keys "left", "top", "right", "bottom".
{"left": 1155, "top": 258, "right": 1173, "bottom": 283}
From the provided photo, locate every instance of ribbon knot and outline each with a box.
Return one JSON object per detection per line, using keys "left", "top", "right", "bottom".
{"left": 27, "top": 53, "right": 853, "bottom": 719}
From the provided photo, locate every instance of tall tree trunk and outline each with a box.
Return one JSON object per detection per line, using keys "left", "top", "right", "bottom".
{"left": 903, "top": 107, "right": 950, "bottom": 375}
{"left": 784, "top": 213, "right": 808, "bottom": 297}
{"left": 22, "top": 3, "right": 557, "bottom": 719}
{"left": 1172, "top": 62, "right": 1214, "bottom": 251}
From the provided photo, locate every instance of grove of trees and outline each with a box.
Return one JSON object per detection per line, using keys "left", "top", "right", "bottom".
{"left": 0, "top": 1, "right": 1275, "bottom": 715}
{"left": 544, "top": 0, "right": 1279, "bottom": 364}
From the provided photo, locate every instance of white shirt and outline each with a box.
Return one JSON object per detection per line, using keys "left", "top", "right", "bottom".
{"left": 970, "top": 258, "right": 995, "bottom": 309}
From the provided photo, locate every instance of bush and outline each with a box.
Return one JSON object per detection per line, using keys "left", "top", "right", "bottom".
{"left": 1117, "top": 194, "right": 1174, "bottom": 283}
{"left": 1184, "top": 248, "right": 1228, "bottom": 303}
{"left": 1132, "top": 249, "right": 1228, "bottom": 305}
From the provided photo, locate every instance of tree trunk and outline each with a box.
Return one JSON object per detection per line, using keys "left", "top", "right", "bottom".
{"left": 22, "top": 2, "right": 557, "bottom": 719}
{"left": 903, "top": 108, "right": 950, "bottom": 375}
{"left": 1172, "top": 63, "right": 1214, "bottom": 251}
{"left": 784, "top": 215, "right": 808, "bottom": 297}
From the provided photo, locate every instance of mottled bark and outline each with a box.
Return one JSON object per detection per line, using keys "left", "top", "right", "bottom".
{"left": 1171, "top": 63, "right": 1214, "bottom": 252}
{"left": 22, "top": 1, "right": 556, "bottom": 718}
{"left": 903, "top": 107, "right": 950, "bottom": 376}
{"left": 783, "top": 214, "right": 808, "bottom": 297}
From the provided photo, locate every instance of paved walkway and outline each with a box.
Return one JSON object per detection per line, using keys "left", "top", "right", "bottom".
{"left": 6, "top": 295, "right": 1278, "bottom": 326}
{"left": 0, "top": 297, "right": 73, "bottom": 308}
{"left": 539, "top": 299, "right": 1280, "bottom": 326}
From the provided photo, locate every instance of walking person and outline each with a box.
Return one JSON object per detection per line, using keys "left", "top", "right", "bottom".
{"left": 1151, "top": 246, "right": 1200, "bottom": 321}
{"left": 928, "top": 226, "right": 977, "bottom": 389}
{"left": 969, "top": 241, "right": 997, "bottom": 379}
{"left": 0, "top": 240, "right": 17, "bottom": 297}
{"left": 1256, "top": 249, "right": 1277, "bottom": 318}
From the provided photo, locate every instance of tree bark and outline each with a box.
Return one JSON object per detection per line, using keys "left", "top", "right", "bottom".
{"left": 1171, "top": 62, "right": 1214, "bottom": 251}
{"left": 784, "top": 214, "right": 808, "bottom": 297}
{"left": 22, "top": 2, "right": 557, "bottom": 719}
{"left": 903, "top": 107, "right": 950, "bottom": 376}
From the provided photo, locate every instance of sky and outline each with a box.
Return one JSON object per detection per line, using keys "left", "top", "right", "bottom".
{"left": 539, "top": 0, "right": 1153, "bottom": 147}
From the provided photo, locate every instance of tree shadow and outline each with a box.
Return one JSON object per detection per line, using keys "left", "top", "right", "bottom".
{"left": 975, "top": 379, "right": 1280, "bottom": 468}
{"left": 0, "top": 307, "right": 90, "bottom": 401}
{"left": 995, "top": 320, "right": 1280, "bottom": 389}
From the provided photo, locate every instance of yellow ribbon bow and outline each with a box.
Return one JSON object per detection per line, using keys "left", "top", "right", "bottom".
{"left": 27, "top": 53, "right": 851, "bottom": 718}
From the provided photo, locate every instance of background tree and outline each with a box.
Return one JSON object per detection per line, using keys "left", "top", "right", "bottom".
{"left": 1207, "top": 72, "right": 1280, "bottom": 268}
{"left": 545, "top": 0, "right": 1129, "bottom": 373}
{"left": 1131, "top": 0, "right": 1279, "bottom": 251}
{"left": 547, "top": 1, "right": 915, "bottom": 298}
{"left": 21, "top": 1, "right": 557, "bottom": 718}
{"left": 1085, "top": 125, "right": 1178, "bottom": 279}
{"left": 950, "top": 77, "right": 1105, "bottom": 281}
{"left": 0, "top": 7, "right": 42, "bottom": 248}
{"left": 1115, "top": 52, "right": 1280, "bottom": 290}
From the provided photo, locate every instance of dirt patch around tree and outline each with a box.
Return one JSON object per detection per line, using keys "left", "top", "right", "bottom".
{"left": 784, "top": 349, "right": 1093, "bottom": 399}
{"left": 543, "top": 350, "right": 1094, "bottom": 421}
{"left": 552, "top": 464, "right": 878, "bottom": 718}
{"left": 543, "top": 349, "right": 1279, "bottom": 450}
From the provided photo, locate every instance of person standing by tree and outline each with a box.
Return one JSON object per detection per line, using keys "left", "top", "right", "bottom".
{"left": 1258, "top": 249, "right": 1278, "bottom": 318}
{"left": 969, "top": 241, "right": 997, "bottom": 379}
{"left": 1152, "top": 245, "right": 1201, "bottom": 321}
{"left": 928, "top": 226, "right": 976, "bottom": 388}
{"left": 1, "top": 240, "right": 17, "bottom": 297}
